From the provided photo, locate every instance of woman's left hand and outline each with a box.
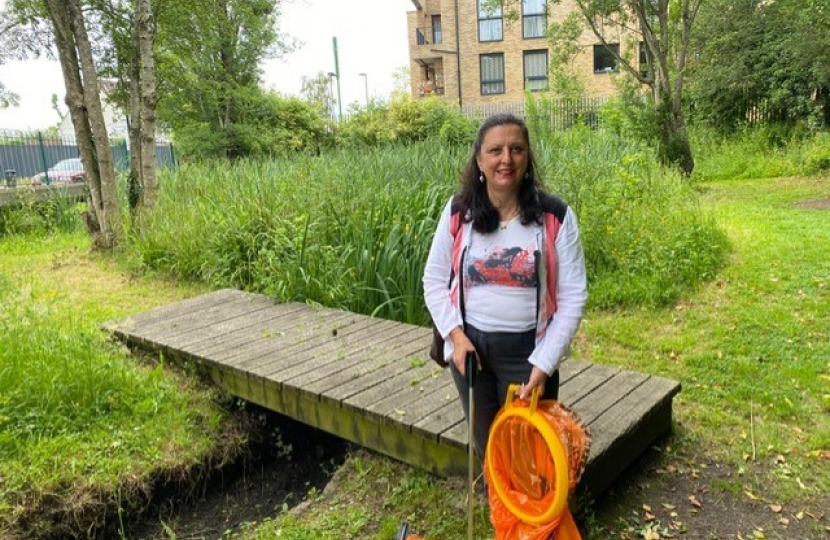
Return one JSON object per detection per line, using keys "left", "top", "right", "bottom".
{"left": 518, "top": 366, "right": 548, "bottom": 400}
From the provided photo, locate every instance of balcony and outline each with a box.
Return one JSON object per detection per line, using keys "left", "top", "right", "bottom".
{"left": 418, "top": 80, "right": 445, "bottom": 98}
{"left": 415, "top": 26, "right": 442, "bottom": 46}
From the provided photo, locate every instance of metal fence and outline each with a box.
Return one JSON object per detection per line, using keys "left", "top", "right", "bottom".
{"left": 460, "top": 97, "right": 608, "bottom": 130}
{"left": 0, "top": 129, "right": 176, "bottom": 186}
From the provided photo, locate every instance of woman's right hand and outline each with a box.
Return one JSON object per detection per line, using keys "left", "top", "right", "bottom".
{"left": 449, "top": 327, "right": 478, "bottom": 375}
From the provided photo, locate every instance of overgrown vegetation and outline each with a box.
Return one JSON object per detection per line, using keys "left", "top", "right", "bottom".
{"left": 0, "top": 233, "right": 231, "bottom": 539}
{"left": 126, "top": 116, "right": 728, "bottom": 321}
{"left": 0, "top": 195, "right": 83, "bottom": 236}
{"left": 1, "top": 120, "right": 828, "bottom": 538}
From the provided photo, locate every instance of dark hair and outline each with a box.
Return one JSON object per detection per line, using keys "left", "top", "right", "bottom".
{"left": 454, "top": 113, "right": 545, "bottom": 233}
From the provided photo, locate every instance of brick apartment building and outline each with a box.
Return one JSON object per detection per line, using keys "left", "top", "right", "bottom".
{"left": 406, "top": 0, "right": 640, "bottom": 109}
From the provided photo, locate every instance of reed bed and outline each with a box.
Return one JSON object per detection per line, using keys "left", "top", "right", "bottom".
{"left": 129, "top": 132, "right": 728, "bottom": 323}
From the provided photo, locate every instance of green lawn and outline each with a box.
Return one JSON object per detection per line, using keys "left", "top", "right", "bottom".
{"left": 1, "top": 174, "right": 827, "bottom": 540}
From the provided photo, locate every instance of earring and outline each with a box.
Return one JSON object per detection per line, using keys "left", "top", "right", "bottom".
{"left": 479, "top": 174, "right": 484, "bottom": 183}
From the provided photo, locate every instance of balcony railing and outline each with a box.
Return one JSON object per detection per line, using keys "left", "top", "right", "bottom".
{"left": 415, "top": 26, "right": 442, "bottom": 46}
{"left": 418, "top": 82, "right": 445, "bottom": 97}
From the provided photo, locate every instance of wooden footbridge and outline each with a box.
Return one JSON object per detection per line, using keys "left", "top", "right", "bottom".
{"left": 103, "top": 288, "right": 680, "bottom": 498}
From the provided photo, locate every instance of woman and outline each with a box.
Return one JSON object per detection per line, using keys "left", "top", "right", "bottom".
{"left": 423, "top": 113, "right": 588, "bottom": 460}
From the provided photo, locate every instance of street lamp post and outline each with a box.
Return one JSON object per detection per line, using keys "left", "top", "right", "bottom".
{"left": 327, "top": 71, "right": 337, "bottom": 120}
{"left": 358, "top": 72, "right": 369, "bottom": 105}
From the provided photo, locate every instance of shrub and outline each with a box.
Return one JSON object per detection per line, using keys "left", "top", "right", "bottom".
{"left": 337, "top": 96, "right": 477, "bottom": 148}
{"left": 172, "top": 89, "right": 332, "bottom": 160}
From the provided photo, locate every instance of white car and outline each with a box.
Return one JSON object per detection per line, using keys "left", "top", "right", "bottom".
{"left": 32, "top": 158, "right": 86, "bottom": 184}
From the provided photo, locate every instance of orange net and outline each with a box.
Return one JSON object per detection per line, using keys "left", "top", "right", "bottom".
{"left": 400, "top": 388, "right": 590, "bottom": 540}
{"left": 484, "top": 389, "right": 591, "bottom": 540}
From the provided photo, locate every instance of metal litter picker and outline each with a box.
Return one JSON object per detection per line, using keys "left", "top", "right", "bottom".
{"left": 398, "top": 351, "right": 478, "bottom": 540}
{"left": 465, "top": 352, "right": 477, "bottom": 540}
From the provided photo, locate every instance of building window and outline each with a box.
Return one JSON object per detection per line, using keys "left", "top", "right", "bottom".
{"left": 593, "top": 43, "right": 619, "bottom": 73}
{"left": 522, "top": 0, "right": 546, "bottom": 39}
{"left": 478, "top": 0, "right": 503, "bottom": 42}
{"left": 432, "top": 15, "right": 443, "bottom": 45}
{"left": 480, "top": 53, "right": 505, "bottom": 95}
{"left": 524, "top": 50, "right": 548, "bottom": 91}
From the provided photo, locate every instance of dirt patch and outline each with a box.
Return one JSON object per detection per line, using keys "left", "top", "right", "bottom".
{"left": 122, "top": 421, "right": 829, "bottom": 540}
{"left": 123, "top": 407, "right": 348, "bottom": 540}
{"left": 793, "top": 198, "right": 830, "bottom": 210}
{"left": 589, "top": 440, "right": 830, "bottom": 540}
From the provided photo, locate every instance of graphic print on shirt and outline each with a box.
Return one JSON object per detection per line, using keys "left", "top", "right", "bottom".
{"left": 467, "top": 244, "right": 538, "bottom": 287}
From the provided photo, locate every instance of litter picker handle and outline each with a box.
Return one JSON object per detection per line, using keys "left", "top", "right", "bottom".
{"left": 465, "top": 351, "right": 476, "bottom": 540}
{"left": 465, "top": 352, "right": 476, "bottom": 389}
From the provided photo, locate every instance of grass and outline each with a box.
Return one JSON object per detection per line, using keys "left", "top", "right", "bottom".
{"left": 1, "top": 127, "right": 827, "bottom": 539}
{"left": 128, "top": 133, "right": 727, "bottom": 324}
{"left": 0, "top": 232, "right": 239, "bottom": 539}
{"left": 585, "top": 175, "right": 830, "bottom": 496}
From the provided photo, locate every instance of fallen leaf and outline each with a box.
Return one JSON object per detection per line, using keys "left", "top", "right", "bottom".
{"left": 662, "top": 503, "right": 676, "bottom": 510}
{"left": 644, "top": 529, "right": 660, "bottom": 540}
{"left": 688, "top": 494, "right": 702, "bottom": 508}
{"left": 779, "top": 517, "right": 789, "bottom": 526}
{"left": 645, "top": 511, "right": 656, "bottom": 521}
{"left": 769, "top": 504, "right": 782, "bottom": 513}
{"left": 643, "top": 504, "right": 652, "bottom": 512}
{"left": 744, "top": 490, "right": 761, "bottom": 500}
{"left": 796, "top": 511, "right": 804, "bottom": 520}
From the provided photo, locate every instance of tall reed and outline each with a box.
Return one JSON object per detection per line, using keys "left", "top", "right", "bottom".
{"left": 129, "top": 133, "right": 728, "bottom": 323}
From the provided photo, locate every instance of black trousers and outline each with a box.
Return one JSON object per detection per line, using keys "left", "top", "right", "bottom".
{"left": 449, "top": 323, "right": 560, "bottom": 462}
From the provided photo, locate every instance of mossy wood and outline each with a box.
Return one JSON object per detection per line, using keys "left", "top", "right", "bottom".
{"left": 103, "top": 288, "right": 681, "bottom": 497}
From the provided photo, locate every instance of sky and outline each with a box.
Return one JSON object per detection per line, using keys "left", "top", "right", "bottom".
{"left": 0, "top": 0, "right": 414, "bottom": 131}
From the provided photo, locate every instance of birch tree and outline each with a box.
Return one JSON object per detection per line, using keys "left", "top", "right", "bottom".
{"left": 45, "top": 0, "right": 123, "bottom": 248}
{"left": 87, "top": 0, "right": 159, "bottom": 216}
{"left": 133, "top": 0, "right": 157, "bottom": 210}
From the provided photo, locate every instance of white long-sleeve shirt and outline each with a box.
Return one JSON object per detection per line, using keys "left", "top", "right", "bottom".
{"left": 423, "top": 196, "right": 588, "bottom": 374}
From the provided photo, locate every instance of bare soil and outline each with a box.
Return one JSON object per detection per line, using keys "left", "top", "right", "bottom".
{"left": 122, "top": 408, "right": 830, "bottom": 540}
{"left": 588, "top": 440, "right": 830, "bottom": 540}
{"left": 122, "top": 407, "right": 349, "bottom": 540}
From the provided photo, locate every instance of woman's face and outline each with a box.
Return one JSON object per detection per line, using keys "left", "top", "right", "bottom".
{"left": 475, "top": 124, "right": 529, "bottom": 197}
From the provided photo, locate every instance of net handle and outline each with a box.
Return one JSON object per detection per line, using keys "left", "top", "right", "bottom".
{"left": 486, "top": 384, "right": 570, "bottom": 525}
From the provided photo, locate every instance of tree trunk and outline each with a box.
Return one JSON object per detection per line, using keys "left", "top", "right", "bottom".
{"left": 44, "top": 0, "right": 102, "bottom": 240}
{"left": 44, "top": 0, "right": 123, "bottom": 249}
{"left": 136, "top": 0, "right": 158, "bottom": 210}
{"left": 128, "top": 14, "right": 142, "bottom": 214}
{"left": 637, "top": 0, "right": 695, "bottom": 176}
{"left": 656, "top": 89, "right": 695, "bottom": 176}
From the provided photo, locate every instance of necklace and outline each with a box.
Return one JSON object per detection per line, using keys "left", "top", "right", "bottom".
{"left": 499, "top": 208, "right": 520, "bottom": 229}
